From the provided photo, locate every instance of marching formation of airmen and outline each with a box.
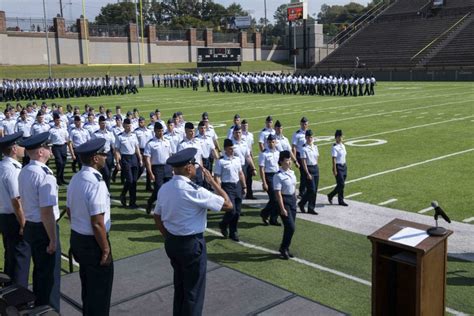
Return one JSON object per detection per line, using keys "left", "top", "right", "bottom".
{"left": 0, "top": 75, "right": 139, "bottom": 102}
{"left": 153, "top": 72, "right": 377, "bottom": 96}
{"left": 0, "top": 99, "right": 349, "bottom": 315}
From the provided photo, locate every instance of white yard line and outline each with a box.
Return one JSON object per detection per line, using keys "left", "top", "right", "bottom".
{"left": 318, "top": 148, "right": 474, "bottom": 191}
{"left": 378, "top": 199, "right": 398, "bottom": 206}
{"left": 206, "top": 228, "right": 372, "bottom": 286}
{"left": 418, "top": 207, "right": 434, "bottom": 214}
{"left": 316, "top": 116, "right": 474, "bottom": 147}
{"left": 462, "top": 217, "right": 474, "bottom": 223}
{"left": 346, "top": 192, "right": 363, "bottom": 198}
{"left": 61, "top": 255, "right": 80, "bottom": 268}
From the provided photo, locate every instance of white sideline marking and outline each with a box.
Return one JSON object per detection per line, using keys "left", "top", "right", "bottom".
{"left": 61, "top": 255, "right": 80, "bottom": 268}
{"left": 206, "top": 228, "right": 372, "bottom": 286}
{"left": 346, "top": 192, "right": 362, "bottom": 198}
{"left": 378, "top": 199, "right": 397, "bottom": 206}
{"left": 462, "top": 217, "right": 474, "bottom": 223}
{"left": 318, "top": 148, "right": 474, "bottom": 191}
{"left": 446, "top": 307, "right": 469, "bottom": 316}
{"left": 418, "top": 207, "right": 434, "bottom": 214}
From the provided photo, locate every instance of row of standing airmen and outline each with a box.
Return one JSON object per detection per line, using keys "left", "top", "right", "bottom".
{"left": 0, "top": 75, "right": 139, "bottom": 102}
{"left": 153, "top": 72, "right": 376, "bottom": 96}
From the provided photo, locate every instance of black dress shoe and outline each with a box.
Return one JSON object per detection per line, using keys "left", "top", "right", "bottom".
{"left": 327, "top": 194, "right": 333, "bottom": 205}
{"left": 269, "top": 220, "right": 281, "bottom": 227}
{"left": 245, "top": 195, "right": 257, "bottom": 200}
{"left": 298, "top": 201, "right": 306, "bottom": 213}
{"left": 339, "top": 202, "right": 349, "bottom": 207}
{"left": 128, "top": 204, "right": 139, "bottom": 209}
{"left": 308, "top": 209, "right": 319, "bottom": 215}
{"left": 219, "top": 223, "right": 228, "bottom": 238}
{"left": 61, "top": 180, "right": 69, "bottom": 185}
{"left": 287, "top": 250, "right": 294, "bottom": 258}
{"left": 120, "top": 195, "right": 127, "bottom": 207}
{"left": 260, "top": 214, "right": 269, "bottom": 226}
{"left": 146, "top": 201, "right": 152, "bottom": 214}
{"left": 240, "top": 212, "right": 245, "bottom": 217}
{"left": 230, "top": 234, "right": 240, "bottom": 242}
{"left": 279, "top": 249, "right": 289, "bottom": 260}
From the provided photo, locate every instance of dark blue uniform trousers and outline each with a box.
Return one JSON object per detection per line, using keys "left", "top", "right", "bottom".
{"left": 299, "top": 165, "right": 319, "bottom": 211}
{"left": 23, "top": 222, "right": 61, "bottom": 311}
{"left": 220, "top": 182, "right": 242, "bottom": 236}
{"left": 261, "top": 172, "right": 278, "bottom": 222}
{"left": 148, "top": 164, "right": 172, "bottom": 206}
{"left": 297, "top": 153, "right": 307, "bottom": 196}
{"left": 0, "top": 214, "right": 31, "bottom": 287}
{"left": 165, "top": 233, "right": 206, "bottom": 316}
{"left": 70, "top": 230, "right": 114, "bottom": 316}
{"left": 52, "top": 144, "right": 67, "bottom": 183}
{"left": 120, "top": 154, "right": 139, "bottom": 205}
{"left": 279, "top": 194, "right": 297, "bottom": 251}
{"left": 99, "top": 151, "right": 114, "bottom": 189}
{"left": 328, "top": 164, "right": 347, "bottom": 204}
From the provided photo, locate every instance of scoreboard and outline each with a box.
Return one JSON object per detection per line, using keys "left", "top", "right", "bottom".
{"left": 197, "top": 48, "right": 242, "bottom": 67}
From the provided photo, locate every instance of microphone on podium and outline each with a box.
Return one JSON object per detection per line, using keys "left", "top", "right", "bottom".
{"left": 427, "top": 201, "right": 451, "bottom": 236}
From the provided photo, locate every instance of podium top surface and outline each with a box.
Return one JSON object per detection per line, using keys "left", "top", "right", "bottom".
{"left": 367, "top": 218, "right": 453, "bottom": 254}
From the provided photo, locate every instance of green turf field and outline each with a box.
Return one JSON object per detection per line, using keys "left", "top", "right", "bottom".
{"left": 0, "top": 61, "right": 293, "bottom": 79}
{"left": 1, "top": 81, "right": 474, "bottom": 315}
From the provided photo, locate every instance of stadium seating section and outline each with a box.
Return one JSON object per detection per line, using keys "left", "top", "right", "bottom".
{"left": 316, "top": 0, "right": 474, "bottom": 69}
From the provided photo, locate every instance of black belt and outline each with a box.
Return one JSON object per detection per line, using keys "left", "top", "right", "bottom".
{"left": 121, "top": 154, "right": 135, "bottom": 157}
{"left": 167, "top": 232, "right": 203, "bottom": 239}
{"left": 152, "top": 164, "right": 166, "bottom": 167}
{"left": 308, "top": 164, "right": 318, "bottom": 167}
{"left": 336, "top": 163, "right": 346, "bottom": 167}
{"left": 265, "top": 172, "right": 277, "bottom": 175}
{"left": 282, "top": 194, "right": 296, "bottom": 197}
{"left": 53, "top": 144, "right": 66, "bottom": 147}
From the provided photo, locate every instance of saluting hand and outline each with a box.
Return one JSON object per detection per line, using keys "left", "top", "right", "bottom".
{"left": 202, "top": 168, "right": 214, "bottom": 184}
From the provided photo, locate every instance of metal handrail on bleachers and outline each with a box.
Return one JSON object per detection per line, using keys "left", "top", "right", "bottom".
{"left": 411, "top": 12, "right": 472, "bottom": 60}
{"left": 328, "top": 0, "right": 391, "bottom": 46}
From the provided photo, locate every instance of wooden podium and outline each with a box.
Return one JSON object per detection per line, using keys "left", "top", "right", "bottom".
{"left": 367, "top": 219, "right": 452, "bottom": 316}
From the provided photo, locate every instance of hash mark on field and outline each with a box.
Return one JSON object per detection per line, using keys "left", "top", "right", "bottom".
{"left": 416, "top": 116, "right": 425, "bottom": 119}
{"left": 342, "top": 112, "right": 350, "bottom": 114}
{"left": 400, "top": 115, "right": 408, "bottom": 118}
{"left": 420, "top": 112, "right": 428, "bottom": 115}
{"left": 454, "top": 113, "right": 462, "bottom": 116}
{"left": 463, "top": 217, "right": 474, "bottom": 223}
{"left": 437, "top": 113, "right": 444, "bottom": 115}
{"left": 346, "top": 192, "right": 362, "bottom": 198}
{"left": 418, "top": 207, "right": 434, "bottom": 214}
{"left": 378, "top": 199, "right": 398, "bottom": 206}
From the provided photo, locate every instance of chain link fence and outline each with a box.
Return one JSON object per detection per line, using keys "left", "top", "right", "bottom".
{"left": 6, "top": 17, "right": 54, "bottom": 32}
{"left": 88, "top": 24, "right": 128, "bottom": 37}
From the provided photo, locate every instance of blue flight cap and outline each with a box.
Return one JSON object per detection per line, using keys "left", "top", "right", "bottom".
{"left": 74, "top": 138, "right": 107, "bottom": 157}
{"left": 267, "top": 134, "right": 276, "bottom": 141}
{"left": 166, "top": 148, "right": 197, "bottom": 167}
{"left": 0, "top": 132, "right": 23, "bottom": 149}
{"left": 19, "top": 132, "right": 51, "bottom": 150}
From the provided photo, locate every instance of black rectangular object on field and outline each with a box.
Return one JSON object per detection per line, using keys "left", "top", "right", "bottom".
{"left": 197, "top": 48, "right": 242, "bottom": 67}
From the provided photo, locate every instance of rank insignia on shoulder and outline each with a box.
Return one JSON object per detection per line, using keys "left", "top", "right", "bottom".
{"left": 94, "top": 173, "right": 103, "bottom": 182}
{"left": 41, "top": 166, "right": 53, "bottom": 175}
{"left": 187, "top": 182, "right": 200, "bottom": 190}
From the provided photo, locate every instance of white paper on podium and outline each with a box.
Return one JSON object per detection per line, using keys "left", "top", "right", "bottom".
{"left": 388, "top": 227, "right": 429, "bottom": 247}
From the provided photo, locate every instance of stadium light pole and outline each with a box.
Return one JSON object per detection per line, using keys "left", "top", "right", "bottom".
{"left": 43, "top": 0, "right": 52, "bottom": 78}
{"left": 264, "top": 0, "right": 267, "bottom": 44}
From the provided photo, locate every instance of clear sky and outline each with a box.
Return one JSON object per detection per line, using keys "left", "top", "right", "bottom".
{"left": 0, "top": 0, "right": 370, "bottom": 22}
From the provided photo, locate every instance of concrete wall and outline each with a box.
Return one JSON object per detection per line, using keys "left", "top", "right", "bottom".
{"left": 0, "top": 11, "right": 329, "bottom": 68}
{"left": 89, "top": 40, "right": 130, "bottom": 64}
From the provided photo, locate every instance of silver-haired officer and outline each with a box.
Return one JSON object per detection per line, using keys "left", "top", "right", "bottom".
{"left": 154, "top": 148, "right": 232, "bottom": 316}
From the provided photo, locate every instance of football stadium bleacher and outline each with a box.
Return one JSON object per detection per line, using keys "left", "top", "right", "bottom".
{"left": 314, "top": 0, "right": 474, "bottom": 71}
